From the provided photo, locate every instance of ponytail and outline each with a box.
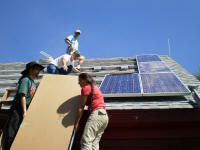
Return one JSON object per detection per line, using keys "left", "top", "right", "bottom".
{"left": 18, "top": 69, "right": 29, "bottom": 84}
{"left": 79, "top": 73, "right": 95, "bottom": 107}
{"left": 90, "top": 80, "right": 94, "bottom": 106}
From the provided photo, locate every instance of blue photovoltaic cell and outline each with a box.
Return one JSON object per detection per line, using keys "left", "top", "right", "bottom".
{"left": 137, "top": 55, "right": 161, "bottom": 62}
{"left": 140, "top": 73, "right": 190, "bottom": 95}
{"left": 100, "top": 74, "right": 141, "bottom": 95}
{"left": 138, "top": 61, "right": 171, "bottom": 73}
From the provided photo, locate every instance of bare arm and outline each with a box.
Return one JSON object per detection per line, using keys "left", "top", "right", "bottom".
{"left": 62, "top": 58, "right": 68, "bottom": 70}
{"left": 65, "top": 39, "right": 72, "bottom": 46}
{"left": 73, "top": 67, "right": 82, "bottom": 74}
{"left": 20, "top": 94, "right": 26, "bottom": 118}
{"left": 65, "top": 39, "right": 74, "bottom": 54}
{"left": 74, "top": 95, "right": 88, "bottom": 131}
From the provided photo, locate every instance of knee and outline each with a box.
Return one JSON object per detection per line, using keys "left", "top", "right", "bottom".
{"left": 80, "top": 136, "right": 89, "bottom": 149}
{"left": 68, "top": 65, "right": 73, "bottom": 72}
{"left": 47, "top": 65, "right": 57, "bottom": 74}
{"left": 47, "top": 65, "right": 53, "bottom": 73}
{"left": 80, "top": 56, "right": 85, "bottom": 61}
{"left": 60, "top": 65, "right": 73, "bottom": 75}
{"left": 65, "top": 65, "right": 73, "bottom": 74}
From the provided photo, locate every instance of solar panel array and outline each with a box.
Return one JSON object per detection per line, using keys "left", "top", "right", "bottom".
{"left": 100, "top": 54, "right": 190, "bottom": 97}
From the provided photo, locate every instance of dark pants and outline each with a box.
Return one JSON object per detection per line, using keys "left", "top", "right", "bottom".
{"left": 1, "top": 104, "right": 23, "bottom": 150}
{"left": 47, "top": 64, "right": 73, "bottom": 75}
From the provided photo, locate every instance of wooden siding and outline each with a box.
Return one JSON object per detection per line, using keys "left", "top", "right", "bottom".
{"left": 72, "top": 109, "right": 200, "bottom": 150}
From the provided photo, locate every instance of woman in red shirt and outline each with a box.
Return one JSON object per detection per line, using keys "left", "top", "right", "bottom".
{"left": 75, "top": 73, "right": 109, "bottom": 150}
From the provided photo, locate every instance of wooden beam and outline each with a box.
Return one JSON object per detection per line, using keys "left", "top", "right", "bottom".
{"left": 7, "top": 89, "right": 17, "bottom": 93}
{"left": 0, "top": 89, "right": 16, "bottom": 109}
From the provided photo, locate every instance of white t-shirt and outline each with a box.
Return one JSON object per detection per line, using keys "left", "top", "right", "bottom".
{"left": 51, "top": 54, "right": 74, "bottom": 68}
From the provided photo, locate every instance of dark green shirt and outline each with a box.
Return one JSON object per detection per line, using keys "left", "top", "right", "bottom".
{"left": 17, "top": 77, "right": 37, "bottom": 107}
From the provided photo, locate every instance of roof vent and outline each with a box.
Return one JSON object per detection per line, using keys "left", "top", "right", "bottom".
{"left": 120, "top": 66, "right": 129, "bottom": 71}
{"left": 93, "top": 66, "right": 102, "bottom": 72}
{"left": 121, "top": 58, "right": 129, "bottom": 61}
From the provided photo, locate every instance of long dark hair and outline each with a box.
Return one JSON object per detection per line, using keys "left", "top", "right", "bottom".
{"left": 18, "top": 69, "right": 29, "bottom": 84}
{"left": 18, "top": 63, "right": 36, "bottom": 84}
{"left": 18, "top": 62, "right": 43, "bottom": 84}
{"left": 79, "top": 73, "right": 95, "bottom": 105}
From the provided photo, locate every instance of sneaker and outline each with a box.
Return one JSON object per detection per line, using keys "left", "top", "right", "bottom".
{"left": 76, "top": 65, "right": 81, "bottom": 69}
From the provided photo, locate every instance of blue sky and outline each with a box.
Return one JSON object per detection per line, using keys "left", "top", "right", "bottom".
{"left": 0, "top": 0, "right": 199, "bottom": 74}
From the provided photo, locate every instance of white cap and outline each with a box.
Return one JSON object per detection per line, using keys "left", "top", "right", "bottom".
{"left": 75, "top": 29, "right": 81, "bottom": 34}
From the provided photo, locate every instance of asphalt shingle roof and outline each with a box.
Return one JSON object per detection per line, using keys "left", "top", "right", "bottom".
{"left": 0, "top": 55, "right": 200, "bottom": 110}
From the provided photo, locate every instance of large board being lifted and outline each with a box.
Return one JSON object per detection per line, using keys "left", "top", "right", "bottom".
{"left": 11, "top": 74, "right": 81, "bottom": 150}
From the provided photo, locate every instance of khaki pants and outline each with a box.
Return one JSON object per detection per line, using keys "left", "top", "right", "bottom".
{"left": 81, "top": 109, "right": 109, "bottom": 150}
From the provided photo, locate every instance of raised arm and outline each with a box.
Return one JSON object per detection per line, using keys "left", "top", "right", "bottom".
{"left": 65, "top": 35, "right": 75, "bottom": 54}
{"left": 65, "top": 39, "right": 72, "bottom": 47}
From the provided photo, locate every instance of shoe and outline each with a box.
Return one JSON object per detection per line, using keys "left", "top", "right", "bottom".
{"left": 76, "top": 65, "right": 81, "bottom": 69}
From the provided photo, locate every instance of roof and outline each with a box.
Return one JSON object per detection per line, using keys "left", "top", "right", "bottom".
{"left": 0, "top": 55, "right": 200, "bottom": 110}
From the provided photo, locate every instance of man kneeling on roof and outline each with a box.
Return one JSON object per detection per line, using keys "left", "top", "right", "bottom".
{"left": 47, "top": 50, "right": 82, "bottom": 75}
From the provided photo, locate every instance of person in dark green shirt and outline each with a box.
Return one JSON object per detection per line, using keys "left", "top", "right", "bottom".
{"left": 1, "top": 62, "right": 44, "bottom": 150}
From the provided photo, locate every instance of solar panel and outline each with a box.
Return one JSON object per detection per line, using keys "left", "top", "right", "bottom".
{"left": 140, "top": 73, "right": 190, "bottom": 96}
{"left": 100, "top": 54, "right": 191, "bottom": 98}
{"left": 138, "top": 61, "right": 171, "bottom": 73}
{"left": 100, "top": 74, "right": 142, "bottom": 97}
{"left": 137, "top": 54, "right": 161, "bottom": 62}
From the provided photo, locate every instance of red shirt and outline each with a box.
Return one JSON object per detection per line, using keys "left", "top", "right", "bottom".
{"left": 81, "top": 84, "right": 106, "bottom": 113}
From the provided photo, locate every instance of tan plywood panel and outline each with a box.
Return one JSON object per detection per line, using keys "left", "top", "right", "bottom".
{"left": 11, "top": 74, "right": 81, "bottom": 150}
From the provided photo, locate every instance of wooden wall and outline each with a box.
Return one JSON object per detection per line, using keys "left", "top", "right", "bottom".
{"left": 72, "top": 109, "right": 200, "bottom": 150}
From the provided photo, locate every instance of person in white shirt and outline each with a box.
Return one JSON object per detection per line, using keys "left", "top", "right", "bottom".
{"left": 65, "top": 30, "right": 85, "bottom": 69}
{"left": 47, "top": 50, "right": 82, "bottom": 75}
